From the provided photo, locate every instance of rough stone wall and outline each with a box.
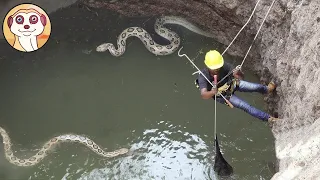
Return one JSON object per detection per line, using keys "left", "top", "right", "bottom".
{"left": 265, "top": 0, "right": 320, "bottom": 179}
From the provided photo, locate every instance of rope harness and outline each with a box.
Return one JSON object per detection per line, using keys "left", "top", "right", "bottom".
{"left": 194, "top": 78, "right": 239, "bottom": 99}
{"left": 178, "top": 0, "right": 277, "bottom": 137}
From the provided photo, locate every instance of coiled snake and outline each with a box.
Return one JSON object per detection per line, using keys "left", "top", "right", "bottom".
{"left": 0, "top": 127, "right": 128, "bottom": 167}
{"left": 96, "top": 16, "right": 215, "bottom": 56}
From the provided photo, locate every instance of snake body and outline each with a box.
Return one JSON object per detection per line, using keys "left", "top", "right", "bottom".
{"left": 96, "top": 16, "right": 214, "bottom": 56}
{"left": 0, "top": 127, "right": 128, "bottom": 167}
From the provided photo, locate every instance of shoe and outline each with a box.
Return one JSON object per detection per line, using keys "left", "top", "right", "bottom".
{"left": 268, "top": 116, "right": 279, "bottom": 128}
{"left": 267, "top": 81, "right": 276, "bottom": 93}
{"left": 268, "top": 116, "right": 279, "bottom": 123}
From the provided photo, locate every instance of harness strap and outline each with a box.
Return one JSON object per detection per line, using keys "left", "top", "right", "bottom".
{"left": 194, "top": 78, "right": 239, "bottom": 107}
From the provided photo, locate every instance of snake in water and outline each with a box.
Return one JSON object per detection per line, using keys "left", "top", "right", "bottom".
{"left": 96, "top": 16, "right": 215, "bottom": 56}
{"left": 0, "top": 127, "right": 129, "bottom": 167}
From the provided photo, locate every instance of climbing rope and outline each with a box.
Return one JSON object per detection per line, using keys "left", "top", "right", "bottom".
{"left": 299, "top": 0, "right": 305, "bottom": 8}
{"left": 239, "top": 0, "right": 277, "bottom": 68}
{"left": 214, "top": 76, "right": 217, "bottom": 137}
{"left": 221, "top": 0, "right": 262, "bottom": 56}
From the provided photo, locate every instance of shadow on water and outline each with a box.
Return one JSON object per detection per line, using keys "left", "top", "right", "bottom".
{"left": 0, "top": 3, "right": 276, "bottom": 180}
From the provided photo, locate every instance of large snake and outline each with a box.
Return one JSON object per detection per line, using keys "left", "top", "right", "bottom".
{"left": 0, "top": 127, "right": 129, "bottom": 167}
{"left": 96, "top": 16, "right": 215, "bottom": 56}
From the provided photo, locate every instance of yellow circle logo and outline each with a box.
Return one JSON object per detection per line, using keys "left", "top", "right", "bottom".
{"left": 2, "top": 3, "right": 51, "bottom": 52}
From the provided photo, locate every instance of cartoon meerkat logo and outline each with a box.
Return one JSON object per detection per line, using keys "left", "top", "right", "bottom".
{"left": 3, "top": 4, "right": 51, "bottom": 52}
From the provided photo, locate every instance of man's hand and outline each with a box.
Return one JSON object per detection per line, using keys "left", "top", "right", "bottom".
{"left": 233, "top": 65, "right": 244, "bottom": 79}
{"left": 200, "top": 86, "right": 218, "bottom": 99}
{"left": 212, "top": 81, "right": 217, "bottom": 88}
{"left": 234, "top": 65, "right": 242, "bottom": 71}
{"left": 211, "top": 81, "right": 218, "bottom": 95}
{"left": 200, "top": 77, "right": 218, "bottom": 100}
{"left": 211, "top": 86, "right": 218, "bottom": 95}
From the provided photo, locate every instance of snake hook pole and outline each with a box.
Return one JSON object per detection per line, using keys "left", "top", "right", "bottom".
{"left": 177, "top": 46, "right": 234, "bottom": 108}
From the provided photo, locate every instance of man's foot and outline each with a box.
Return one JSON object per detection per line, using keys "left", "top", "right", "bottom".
{"left": 268, "top": 116, "right": 279, "bottom": 123}
{"left": 268, "top": 116, "right": 279, "bottom": 127}
{"left": 267, "top": 80, "right": 276, "bottom": 93}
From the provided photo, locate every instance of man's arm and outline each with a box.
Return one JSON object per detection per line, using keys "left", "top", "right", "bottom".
{"left": 198, "top": 73, "right": 217, "bottom": 99}
{"left": 233, "top": 70, "right": 244, "bottom": 79}
{"left": 200, "top": 88, "right": 217, "bottom": 99}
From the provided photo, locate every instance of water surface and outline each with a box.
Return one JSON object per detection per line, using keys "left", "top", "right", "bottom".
{"left": 0, "top": 4, "right": 276, "bottom": 180}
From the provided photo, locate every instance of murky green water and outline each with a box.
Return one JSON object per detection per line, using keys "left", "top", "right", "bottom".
{"left": 0, "top": 4, "right": 276, "bottom": 180}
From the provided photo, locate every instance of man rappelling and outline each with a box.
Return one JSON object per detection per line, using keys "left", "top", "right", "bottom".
{"left": 195, "top": 50, "right": 279, "bottom": 124}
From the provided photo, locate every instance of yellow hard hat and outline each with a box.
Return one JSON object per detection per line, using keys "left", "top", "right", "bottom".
{"left": 204, "top": 50, "right": 224, "bottom": 70}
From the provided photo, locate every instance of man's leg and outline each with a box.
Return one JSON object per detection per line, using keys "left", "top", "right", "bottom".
{"left": 216, "top": 95, "right": 270, "bottom": 121}
{"left": 236, "top": 80, "right": 276, "bottom": 94}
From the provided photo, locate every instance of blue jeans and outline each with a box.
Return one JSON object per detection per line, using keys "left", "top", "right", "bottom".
{"left": 216, "top": 80, "right": 270, "bottom": 121}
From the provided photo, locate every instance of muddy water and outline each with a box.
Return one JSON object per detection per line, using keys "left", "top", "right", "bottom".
{"left": 0, "top": 4, "right": 276, "bottom": 180}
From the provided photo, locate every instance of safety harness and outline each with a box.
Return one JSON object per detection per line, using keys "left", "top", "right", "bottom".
{"left": 194, "top": 77, "right": 239, "bottom": 106}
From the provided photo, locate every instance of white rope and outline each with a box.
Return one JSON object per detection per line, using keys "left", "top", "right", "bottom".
{"left": 299, "top": 0, "right": 305, "bottom": 8}
{"left": 214, "top": 92, "right": 217, "bottom": 136}
{"left": 221, "top": 0, "right": 262, "bottom": 56}
{"left": 240, "top": 0, "right": 277, "bottom": 68}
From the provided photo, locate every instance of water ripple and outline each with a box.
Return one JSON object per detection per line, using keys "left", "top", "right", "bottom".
{"left": 77, "top": 121, "right": 214, "bottom": 180}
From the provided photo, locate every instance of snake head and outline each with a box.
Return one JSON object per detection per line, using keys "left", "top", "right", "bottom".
{"left": 116, "top": 148, "right": 130, "bottom": 155}
{"left": 96, "top": 43, "right": 110, "bottom": 52}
